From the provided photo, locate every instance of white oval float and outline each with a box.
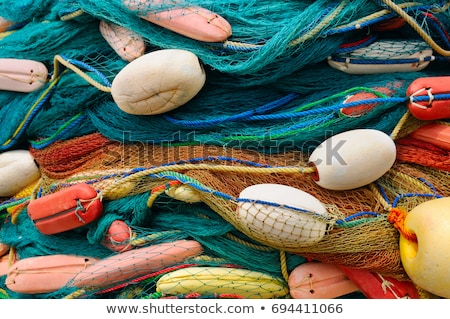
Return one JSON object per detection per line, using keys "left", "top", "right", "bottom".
{"left": 236, "top": 183, "right": 329, "bottom": 248}
{"left": 165, "top": 184, "right": 202, "bottom": 203}
{"left": 308, "top": 129, "right": 396, "bottom": 190}
{"left": 0, "top": 149, "right": 41, "bottom": 197}
{"left": 111, "top": 49, "right": 206, "bottom": 115}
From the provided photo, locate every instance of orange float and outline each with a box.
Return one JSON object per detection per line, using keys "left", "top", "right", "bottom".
{"left": 5, "top": 254, "right": 99, "bottom": 294}
{"left": 0, "top": 255, "right": 10, "bottom": 277}
{"left": 69, "top": 239, "right": 203, "bottom": 289}
{"left": 0, "top": 242, "right": 8, "bottom": 256}
{"left": 101, "top": 220, "right": 133, "bottom": 252}
{"left": 338, "top": 266, "right": 419, "bottom": 299}
{"left": 122, "top": 0, "right": 232, "bottom": 42}
{"left": 288, "top": 262, "right": 359, "bottom": 299}
{"left": 407, "top": 76, "right": 450, "bottom": 121}
{"left": 409, "top": 122, "right": 450, "bottom": 151}
{"left": 27, "top": 183, "right": 103, "bottom": 235}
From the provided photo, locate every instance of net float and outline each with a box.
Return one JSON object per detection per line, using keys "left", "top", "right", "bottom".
{"left": 407, "top": 76, "right": 450, "bottom": 121}
{"left": 99, "top": 20, "right": 145, "bottom": 62}
{"left": 328, "top": 40, "right": 433, "bottom": 74}
{"left": 111, "top": 49, "right": 206, "bottom": 115}
{"left": 236, "top": 183, "right": 330, "bottom": 249}
{"left": 399, "top": 197, "right": 450, "bottom": 298}
{"left": 122, "top": 0, "right": 232, "bottom": 42}
{"left": 409, "top": 122, "right": 450, "bottom": 151}
{"left": 165, "top": 184, "right": 202, "bottom": 203}
{"left": 0, "top": 58, "right": 48, "bottom": 92}
{"left": 0, "top": 254, "right": 11, "bottom": 277}
{"left": 340, "top": 87, "right": 393, "bottom": 117}
{"left": 27, "top": 183, "right": 103, "bottom": 235}
{"left": 0, "top": 16, "right": 14, "bottom": 32}
{"left": 337, "top": 266, "right": 419, "bottom": 299}
{"left": 288, "top": 262, "right": 359, "bottom": 299}
{"left": 0, "top": 149, "right": 41, "bottom": 197}
{"left": 308, "top": 129, "right": 396, "bottom": 191}
{"left": 5, "top": 254, "right": 99, "bottom": 294}
{"left": 69, "top": 239, "right": 203, "bottom": 289}
{"left": 156, "top": 266, "right": 289, "bottom": 299}
{"left": 101, "top": 220, "right": 133, "bottom": 252}
{"left": 0, "top": 242, "right": 8, "bottom": 256}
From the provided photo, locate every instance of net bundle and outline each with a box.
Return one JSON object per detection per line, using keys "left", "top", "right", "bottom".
{"left": 1, "top": 0, "right": 450, "bottom": 299}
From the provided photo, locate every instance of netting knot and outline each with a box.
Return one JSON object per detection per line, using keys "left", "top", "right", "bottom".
{"left": 387, "top": 208, "right": 417, "bottom": 242}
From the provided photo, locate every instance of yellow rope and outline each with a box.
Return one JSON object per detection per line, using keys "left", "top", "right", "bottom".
{"left": 394, "top": 170, "right": 437, "bottom": 194}
{"left": 368, "top": 183, "right": 392, "bottom": 211}
{"left": 333, "top": 2, "right": 423, "bottom": 31}
{"left": 129, "top": 230, "right": 183, "bottom": 246}
{"left": 0, "top": 30, "right": 14, "bottom": 40}
{"left": 225, "top": 233, "right": 275, "bottom": 252}
{"left": 381, "top": 0, "right": 450, "bottom": 56}
{"left": 1, "top": 75, "right": 61, "bottom": 148}
{"left": 100, "top": 163, "right": 314, "bottom": 199}
{"left": 60, "top": 9, "right": 85, "bottom": 21}
{"left": 390, "top": 110, "right": 411, "bottom": 141}
{"left": 52, "top": 55, "right": 112, "bottom": 93}
{"left": 279, "top": 250, "right": 289, "bottom": 282}
{"left": 290, "top": 0, "right": 348, "bottom": 46}
{"left": 64, "top": 289, "right": 88, "bottom": 299}
{"left": 8, "top": 247, "right": 16, "bottom": 268}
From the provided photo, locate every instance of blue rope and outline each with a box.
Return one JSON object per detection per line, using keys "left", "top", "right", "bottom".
{"left": 329, "top": 55, "right": 435, "bottom": 65}
{"left": 163, "top": 92, "right": 450, "bottom": 128}
{"left": 29, "top": 114, "right": 88, "bottom": 149}
{"left": 59, "top": 54, "right": 112, "bottom": 87}
{"left": 150, "top": 171, "right": 234, "bottom": 201}
{"left": 375, "top": 182, "right": 391, "bottom": 205}
{"left": 418, "top": 11, "right": 450, "bottom": 50}
{"left": 164, "top": 93, "right": 299, "bottom": 128}
{"left": 392, "top": 193, "right": 443, "bottom": 208}
{"left": 0, "top": 87, "right": 55, "bottom": 152}
{"left": 417, "top": 178, "right": 439, "bottom": 194}
{"left": 335, "top": 211, "right": 381, "bottom": 225}
{"left": 151, "top": 170, "right": 331, "bottom": 220}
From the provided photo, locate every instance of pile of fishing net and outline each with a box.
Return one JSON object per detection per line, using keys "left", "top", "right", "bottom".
{"left": 1, "top": 0, "right": 450, "bottom": 299}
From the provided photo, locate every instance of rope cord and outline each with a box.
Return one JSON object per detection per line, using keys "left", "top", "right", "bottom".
{"left": 52, "top": 55, "right": 112, "bottom": 92}
{"left": 380, "top": 0, "right": 450, "bottom": 56}
{"left": 329, "top": 55, "right": 435, "bottom": 65}
{"left": 290, "top": 0, "right": 348, "bottom": 47}
{"left": 165, "top": 86, "right": 391, "bottom": 128}
{"left": 99, "top": 163, "right": 315, "bottom": 199}
{"left": 0, "top": 79, "right": 59, "bottom": 150}
{"left": 279, "top": 251, "right": 289, "bottom": 282}
{"left": 387, "top": 207, "right": 417, "bottom": 242}
{"left": 29, "top": 112, "right": 87, "bottom": 149}
{"left": 221, "top": 2, "right": 439, "bottom": 51}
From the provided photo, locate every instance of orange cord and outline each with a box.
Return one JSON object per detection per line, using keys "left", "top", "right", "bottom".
{"left": 10, "top": 200, "right": 29, "bottom": 224}
{"left": 387, "top": 208, "right": 417, "bottom": 242}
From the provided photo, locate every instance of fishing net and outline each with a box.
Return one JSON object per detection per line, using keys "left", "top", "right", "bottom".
{"left": 1, "top": 0, "right": 450, "bottom": 299}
